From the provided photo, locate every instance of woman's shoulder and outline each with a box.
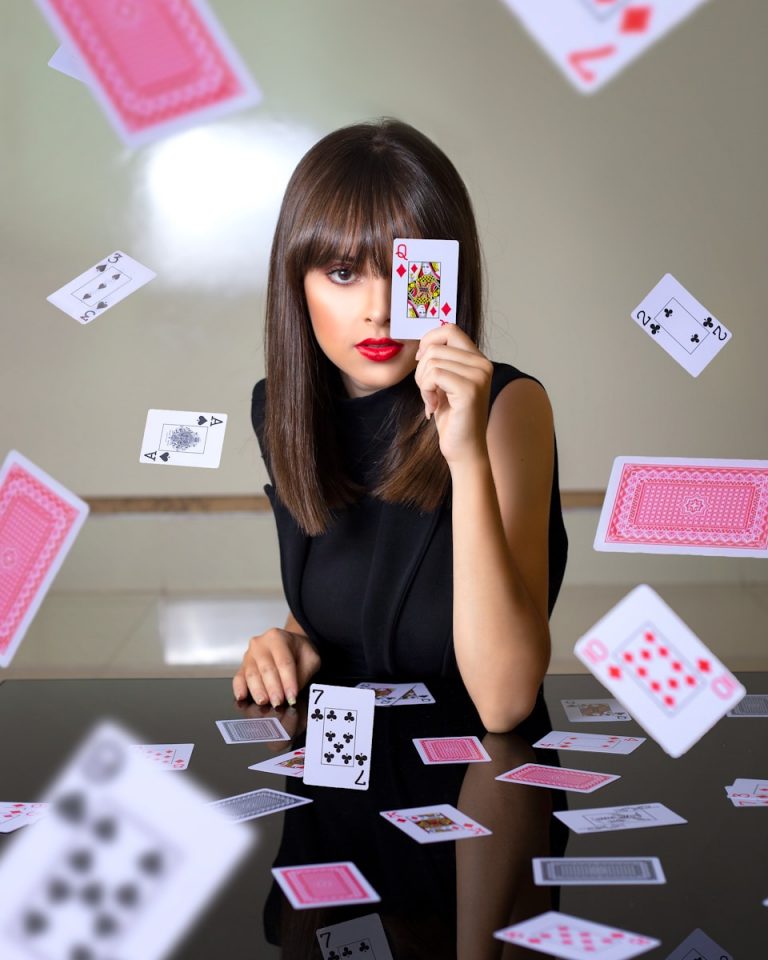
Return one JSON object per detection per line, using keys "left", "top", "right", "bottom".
{"left": 251, "top": 378, "right": 267, "bottom": 442}
{"left": 489, "top": 360, "right": 544, "bottom": 406}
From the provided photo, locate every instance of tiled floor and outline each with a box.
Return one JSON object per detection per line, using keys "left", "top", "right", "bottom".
{"left": 3, "top": 583, "right": 767, "bottom": 680}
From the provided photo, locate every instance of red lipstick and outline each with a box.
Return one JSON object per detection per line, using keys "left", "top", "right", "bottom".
{"left": 354, "top": 338, "right": 404, "bottom": 362}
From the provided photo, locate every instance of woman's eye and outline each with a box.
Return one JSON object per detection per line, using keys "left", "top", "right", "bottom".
{"left": 328, "top": 267, "right": 356, "bottom": 285}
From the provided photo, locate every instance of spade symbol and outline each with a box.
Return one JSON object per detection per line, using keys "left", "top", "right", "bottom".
{"left": 111, "top": 273, "right": 120, "bottom": 280}
{"left": 97, "top": 283, "right": 106, "bottom": 290}
{"left": 197, "top": 416, "right": 207, "bottom": 425}
{"left": 82, "top": 293, "right": 92, "bottom": 300}
{"left": 96, "top": 301, "right": 107, "bottom": 309}
{"left": 159, "top": 452, "right": 170, "bottom": 462}
{"left": 96, "top": 263, "right": 107, "bottom": 272}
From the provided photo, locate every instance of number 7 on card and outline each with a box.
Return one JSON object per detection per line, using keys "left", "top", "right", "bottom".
{"left": 303, "top": 684, "right": 375, "bottom": 790}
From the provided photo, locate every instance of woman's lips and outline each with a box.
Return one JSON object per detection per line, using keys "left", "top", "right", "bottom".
{"left": 354, "top": 339, "right": 404, "bottom": 362}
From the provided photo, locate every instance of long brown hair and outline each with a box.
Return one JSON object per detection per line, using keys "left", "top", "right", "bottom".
{"left": 264, "top": 119, "right": 484, "bottom": 535}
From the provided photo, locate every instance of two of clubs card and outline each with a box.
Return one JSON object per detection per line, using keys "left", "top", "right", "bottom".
{"left": 574, "top": 584, "right": 746, "bottom": 757}
{"left": 390, "top": 238, "right": 458, "bottom": 339}
{"left": 304, "top": 684, "right": 375, "bottom": 791}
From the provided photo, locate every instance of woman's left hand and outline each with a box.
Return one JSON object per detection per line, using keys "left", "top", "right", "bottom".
{"left": 414, "top": 325, "right": 494, "bottom": 467}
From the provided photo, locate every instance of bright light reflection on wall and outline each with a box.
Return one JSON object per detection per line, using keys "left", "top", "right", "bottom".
{"left": 140, "top": 119, "right": 318, "bottom": 293}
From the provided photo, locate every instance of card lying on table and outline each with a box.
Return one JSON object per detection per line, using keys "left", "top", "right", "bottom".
{"left": 533, "top": 857, "right": 665, "bottom": 886}
{"left": 553, "top": 802, "right": 686, "bottom": 835}
{"left": 727, "top": 693, "right": 768, "bottom": 717}
{"left": 249, "top": 748, "right": 305, "bottom": 779}
{"left": 35, "top": 0, "right": 261, "bottom": 146}
{"left": 561, "top": 698, "right": 630, "bottom": 722}
{"left": 664, "top": 928, "right": 733, "bottom": 960}
{"left": 209, "top": 788, "right": 311, "bottom": 822}
{"left": 413, "top": 736, "right": 490, "bottom": 764}
{"left": 631, "top": 273, "right": 731, "bottom": 377}
{"left": 131, "top": 744, "right": 194, "bottom": 771}
{"left": 0, "top": 451, "right": 89, "bottom": 668}
{"left": 272, "top": 862, "right": 380, "bottom": 910}
{"left": 355, "top": 681, "right": 414, "bottom": 706}
{"left": 316, "top": 913, "right": 393, "bottom": 960}
{"left": 216, "top": 717, "right": 289, "bottom": 744}
{"left": 304, "top": 684, "right": 375, "bottom": 790}
{"left": 140, "top": 410, "right": 228, "bottom": 469}
{"left": 595, "top": 457, "right": 768, "bottom": 558}
{"left": 0, "top": 720, "right": 249, "bottom": 960}
{"left": 392, "top": 682, "right": 435, "bottom": 705}
{"left": 532, "top": 731, "right": 645, "bottom": 755}
{"left": 390, "top": 238, "right": 459, "bottom": 339}
{"left": 47, "top": 250, "right": 155, "bottom": 324}
{"left": 380, "top": 804, "right": 491, "bottom": 844}
{"left": 724, "top": 778, "right": 768, "bottom": 807}
{"left": 574, "top": 584, "right": 746, "bottom": 758}
{"left": 0, "top": 803, "right": 49, "bottom": 834}
{"left": 494, "top": 910, "right": 659, "bottom": 960}
{"left": 496, "top": 763, "right": 619, "bottom": 793}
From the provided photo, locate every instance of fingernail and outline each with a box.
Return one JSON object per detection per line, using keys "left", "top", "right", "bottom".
{"left": 271, "top": 698, "right": 281, "bottom": 709}
{"left": 255, "top": 695, "right": 267, "bottom": 705}
{"left": 287, "top": 695, "right": 297, "bottom": 707}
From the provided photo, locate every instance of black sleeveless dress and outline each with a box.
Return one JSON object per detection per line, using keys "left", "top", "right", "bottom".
{"left": 251, "top": 362, "right": 567, "bottom": 681}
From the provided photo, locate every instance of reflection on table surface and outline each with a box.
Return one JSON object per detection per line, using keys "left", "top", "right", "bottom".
{"left": 0, "top": 673, "right": 765, "bottom": 958}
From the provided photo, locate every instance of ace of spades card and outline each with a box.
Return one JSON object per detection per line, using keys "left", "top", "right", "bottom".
{"left": 390, "top": 239, "right": 459, "bottom": 339}
{"left": 303, "top": 684, "right": 375, "bottom": 791}
{"left": 140, "top": 410, "right": 227, "bottom": 469}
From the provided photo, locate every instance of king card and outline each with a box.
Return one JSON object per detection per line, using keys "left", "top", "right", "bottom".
{"left": 34, "top": 0, "right": 261, "bottom": 146}
{"left": 304, "top": 684, "right": 375, "bottom": 791}
{"left": 500, "top": 1, "right": 710, "bottom": 94}
{"left": 0, "top": 451, "right": 89, "bottom": 668}
{"left": 355, "top": 681, "right": 414, "bottom": 706}
{"left": 494, "top": 911, "right": 659, "bottom": 960}
{"left": 390, "top": 238, "right": 459, "bottom": 339}
{"left": 0, "top": 720, "right": 249, "bottom": 960}
{"left": 272, "top": 862, "right": 380, "bottom": 910}
{"left": 561, "top": 698, "right": 630, "bottom": 722}
{"left": 140, "top": 410, "right": 228, "bottom": 469}
{"left": 380, "top": 804, "right": 491, "bottom": 844}
{"left": 631, "top": 274, "right": 731, "bottom": 376}
{"left": 249, "top": 748, "right": 305, "bottom": 779}
{"left": 595, "top": 457, "right": 768, "bottom": 558}
{"left": 574, "top": 585, "right": 746, "bottom": 757}
{"left": 47, "top": 251, "right": 156, "bottom": 324}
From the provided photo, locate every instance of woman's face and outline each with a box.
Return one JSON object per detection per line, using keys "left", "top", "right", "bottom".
{"left": 304, "top": 264, "right": 419, "bottom": 398}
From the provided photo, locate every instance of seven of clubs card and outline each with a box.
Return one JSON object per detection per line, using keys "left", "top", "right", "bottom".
{"left": 47, "top": 251, "right": 156, "bottom": 324}
{"left": 390, "top": 238, "right": 459, "bottom": 339}
{"left": 574, "top": 585, "right": 745, "bottom": 757}
{"left": 631, "top": 274, "right": 731, "bottom": 377}
{"left": 140, "top": 410, "right": 227, "bottom": 469}
{"left": 304, "top": 684, "right": 375, "bottom": 790}
{"left": 316, "top": 913, "right": 393, "bottom": 960}
{"left": 500, "top": 0, "right": 710, "bottom": 94}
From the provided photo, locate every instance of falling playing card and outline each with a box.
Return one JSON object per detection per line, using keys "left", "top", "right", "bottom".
{"left": 0, "top": 720, "right": 249, "bottom": 960}
{"left": 664, "top": 928, "right": 733, "bottom": 960}
{"left": 532, "top": 856, "right": 665, "bottom": 886}
{"left": 34, "top": 0, "right": 261, "bottom": 146}
{"left": 47, "top": 44, "right": 89, "bottom": 83}
{"left": 496, "top": 763, "right": 620, "bottom": 793}
{"left": 554, "top": 802, "right": 686, "bottom": 835}
{"left": 0, "top": 451, "right": 89, "bottom": 668}
{"left": 47, "top": 251, "right": 156, "bottom": 324}
{"left": 130, "top": 744, "right": 194, "bottom": 771}
{"left": 249, "top": 748, "right": 305, "bottom": 779}
{"left": 500, "top": 0, "right": 710, "bottom": 94}
{"left": 595, "top": 457, "right": 768, "bottom": 558}
{"left": 272, "top": 862, "right": 380, "bottom": 910}
{"left": 728, "top": 694, "right": 768, "bottom": 717}
{"left": 0, "top": 803, "right": 50, "bottom": 834}
{"left": 631, "top": 274, "right": 732, "bottom": 377}
{"left": 532, "top": 731, "right": 645, "bottom": 755}
{"left": 316, "top": 913, "right": 393, "bottom": 960}
{"left": 140, "top": 410, "right": 228, "bottom": 469}
{"left": 381, "top": 804, "right": 491, "bottom": 844}
{"left": 413, "top": 736, "right": 491, "bottom": 764}
{"left": 574, "top": 585, "right": 746, "bottom": 757}
{"left": 561, "top": 698, "right": 630, "bottom": 722}
{"left": 390, "top": 238, "right": 459, "bottom": 339}
{"left": 215, "top": 717, "right": 290, "bottom": 744}
{"left": 494, "top": 910, "right": 659, "bottom": 960}
{"left": 209, "top": 788, "right": 312, "bottom": 822}
{"left": 304, "top": 684, "right": 375, "bottom": 791}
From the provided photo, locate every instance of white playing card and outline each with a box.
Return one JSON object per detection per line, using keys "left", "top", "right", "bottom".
{"left": 392, "top": 682, "right": 435, "bottom": 705}
{"left": 553, "top": 802, "right": 686, "bottom": 835}
{"left": 532, "top": 731, "right": 645, "bottom": 755}
{"left": 390, "top": 238, "right": 459, "bottom": 339}
{"left": 664, "top": 928, "right": 733, "bottom": 960}
{"left": 494, "top": 910, "right": 659, "bottom": 960}
{"left": 727, "top": 694, "right": 768, "bottom": 717}
{"left": 209, "top": 788, "right": 312, "bottom": 822}
{"left": 316, "top": 913, "right": 394, "bottom": 960}
{"left": 140, "top": 410, "right": 228, "bottom": 469}
{"left": 532, "top": 856, "right": 665, "bottom": 886}
{"left": 574, "top": 585, "right": 746, "bottom": 757}
{"left": 248, "top": 748, "right": 305, "bottom": 779}
{"left": 304, "top": 684, "right": 375, "bottom": 791}
{"left": 130, "top": 744, "right": 194, "bottom": 771}
{"left": 0, "top": 803, "right": 49, "bottom": 834}
{"left": 0, "top": 720, "right": 248, "bottom": 960}
{"left": 380, "top": 804, "right": 491, "bottom": 844}
{"left": 631, "top": 273, "right": 731, "bottom": 377}
{"left": 47, "top": 251, "right": 156, "bottom": 324}
{"left": 355, "top": 681, "right": 414, "bottom": 706}
{"left": 215, "top": 717, "right": 290, "bottom": 744}
{"left": 47, "top": 44, "right": 89, "bottom": 83}
{"left": 561, "top": 698, "right": 630, "bottom": 722}
{"left": 500, "top": 1, "right": 710, "bottom": 94}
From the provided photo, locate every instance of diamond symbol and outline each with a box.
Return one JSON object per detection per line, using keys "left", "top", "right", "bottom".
{"left": 430, "top": 306, "right": 436, "bottom": 316}
{"left": 621, "top": 6, "right": 651, "bottom": 33}
{"left": 396, "top": 264, "right": 405, "bottom": 278}
{"left": 441, "top": 302, "right": 452, "bottom": 316}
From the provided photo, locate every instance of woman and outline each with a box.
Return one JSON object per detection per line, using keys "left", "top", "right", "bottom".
{"left": 233, "top": 119, "right": 567, "bottom": 732}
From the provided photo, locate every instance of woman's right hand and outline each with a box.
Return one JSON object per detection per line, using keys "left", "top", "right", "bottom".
{"left": 232, "top": 627, "right": 321, "bottom": 707}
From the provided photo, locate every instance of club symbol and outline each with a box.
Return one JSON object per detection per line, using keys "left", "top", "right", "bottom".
{"left": 690, "top": 334, "right": 700, "bottom": 343}
{"left": 341, "top": 753, "right": 352, "bottom": 764}
{"left": 324, "top": 730, "right": 336, "bottom": 742}
{"left": 334, "top": 742, "right": 344, "bottom": 752}
{"left": 324, "top": 751, "right": 334, "bottom": 763}
{"left": 326, "top": 709, "right": 337, "bottom": 721}
{"left": 649, "top": 323, "right": 660, "bottom": 335}
{"left": 703, "top": 317, "right": 714, "bottom": 328}
{"left": 23, "top": 910, "right": 48, "bottom": 935}
{"left": 310, "top": 709, "right": 323, "bottom": 721}
{"left": 343, "top": 711, "right": 354, "bottom": 722}
{"left": 359, "top": 944, "right": 371, "bottom": 953}
{"left": 355, "top": 753, "right": 368, "bottom": 766}
{"left": 664, "top": 307, "right": 673, "bottom": 317}
{"left": 342, "top": 732, "right": 353, "bottom": 743}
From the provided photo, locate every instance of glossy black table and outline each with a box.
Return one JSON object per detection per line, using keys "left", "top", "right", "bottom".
{"left": 0, "top": 673, "right": 765, "bottom": 958}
